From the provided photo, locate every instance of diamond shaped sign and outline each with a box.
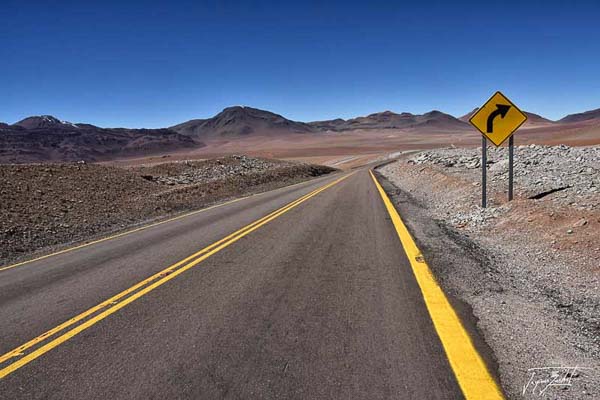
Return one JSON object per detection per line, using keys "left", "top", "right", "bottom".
{"left": 469, "top": 91, "right": 527, "bottom": 146}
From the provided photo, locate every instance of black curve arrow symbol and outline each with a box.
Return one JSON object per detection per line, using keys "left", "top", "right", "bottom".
{"left": 486, "top": 104, "right": 511, "bottom": 133}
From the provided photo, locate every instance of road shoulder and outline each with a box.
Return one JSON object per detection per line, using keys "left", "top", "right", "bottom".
{"left": 375, "top": 154, "right": 599, "bottom": 400}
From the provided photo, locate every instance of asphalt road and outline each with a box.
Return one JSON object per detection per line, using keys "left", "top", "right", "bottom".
{"left": 0, "top": 169, "right": 499, "bottom": 399}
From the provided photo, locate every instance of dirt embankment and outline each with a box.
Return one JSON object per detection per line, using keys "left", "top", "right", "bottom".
{"left": 0, "top": 155, "right": 335, "bottom": 266}
{"left": 378, "top": 145, "right": 599, "bottom": 400}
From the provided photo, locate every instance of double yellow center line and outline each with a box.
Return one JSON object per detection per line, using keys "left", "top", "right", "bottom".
{"left": 0, "top": 173, "right": 352, "bottom": 379}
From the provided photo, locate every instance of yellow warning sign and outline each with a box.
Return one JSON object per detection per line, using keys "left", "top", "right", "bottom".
{"left": 469, "top": 91, "right": 527, "bottom": 146}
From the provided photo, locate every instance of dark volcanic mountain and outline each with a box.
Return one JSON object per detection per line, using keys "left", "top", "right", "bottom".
{"left": 14, "top": 115, "right": 82, "bottom": 130}
{"left": 171, "top": 106, "right": 315, "bottom": 138}
{"left": 559, "top": 108, "right": 600, "bottom": 123}
{"left": 0, "top": 116, "right": 203, "bottom": 164}
{"left": 310, "top": 110, "right": 469, "bottom": 131}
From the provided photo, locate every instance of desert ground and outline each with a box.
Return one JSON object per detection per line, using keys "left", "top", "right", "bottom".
{"left": 101, "top": 115, "right": 600, "bottom": 170}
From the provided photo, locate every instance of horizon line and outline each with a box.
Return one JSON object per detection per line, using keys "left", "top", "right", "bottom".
{"left": 3, "top": 104, "right": 598, "bottom": 130}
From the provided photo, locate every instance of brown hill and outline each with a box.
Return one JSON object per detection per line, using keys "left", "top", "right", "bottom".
{"left": 524, "top": 112, "right": 554, "bottom": 125}
{"left": 559, "top": 108, "right": 600, "bottom": 123}
{"left": 459, "top": 108, "right": 554, "bottom": 126}
{"left": 171, "top": 106, "right": 315, "bottom": 138}
{"left": 0, "top": 116, "right": 204, "bottom": 164}
{"left": 307, "top": 118, "right": 346, "bottom": 131}
{"left": 458, "top": 108, "right": 479, "bottom": 122}
{"left": 310, "top": 110, "right": 469, "bottom": 131}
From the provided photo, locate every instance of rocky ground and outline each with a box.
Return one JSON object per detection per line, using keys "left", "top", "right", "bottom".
{"left": 0, "top": 155, "right": 335, "bottom": 266}
{"left": 379, "top": 144, "right": 599, "bottom": 399}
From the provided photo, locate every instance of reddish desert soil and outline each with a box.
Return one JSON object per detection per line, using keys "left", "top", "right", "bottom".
{"left": 105, "top": 119, "right": 600, "bottom": 169}
{"left": 0, "top": 156, "right": 335, "bottom": 266}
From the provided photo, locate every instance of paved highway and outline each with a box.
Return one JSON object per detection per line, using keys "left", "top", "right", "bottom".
{"left": 0, "top": 169, "right": 504, "bottom": 399}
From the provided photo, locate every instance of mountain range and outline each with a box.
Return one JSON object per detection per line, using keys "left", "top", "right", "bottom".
{"left": 169, "top": 106, "right": 600, "bottom": 137}
{"left": 0, "top": 116, "right": 202, "bottom": 163}
{"left": 1, "top": 106, "right": 599, "bottom": 163}
{"left": 170, "top": 106, "right": 315, "bottom": 137}
{"left": 458, "top": 109, "right": 554, "bottom": 126}
{"left": 308, "top": 110, "right": 470, "bottom": 132}
{"left": 169, "top": 106, "right": 473, "bottom": 138}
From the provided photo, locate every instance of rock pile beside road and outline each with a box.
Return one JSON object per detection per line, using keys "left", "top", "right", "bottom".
{"left": 0, "top": 156, "right": 335, "bottom": 265}
{"left": 408, "top": 144, "right": 599, "bottom": 209}
{"left": 139, "top": 155, "right": 318, "bottom": 186}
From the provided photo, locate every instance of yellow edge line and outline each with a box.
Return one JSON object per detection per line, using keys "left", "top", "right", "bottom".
{"left": 0, "top": 172, "right": 352, "bottom": 379}
{"left": 0, "top": 173, "right": 334, "bottom": 273}
{"left": 369, "top": 170, "right": 504, "bottom": 400}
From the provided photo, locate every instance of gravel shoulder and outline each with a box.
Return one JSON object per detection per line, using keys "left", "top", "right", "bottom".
{"left": 378, "top": 145, "right": 599, "bottom": 400}
{"left": 0, "top": 155, "right": 335, "bottom": 266}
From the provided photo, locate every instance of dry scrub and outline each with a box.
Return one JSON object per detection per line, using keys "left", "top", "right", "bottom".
{"left": 1, "top": 155, "right": 335, "bottom": 265}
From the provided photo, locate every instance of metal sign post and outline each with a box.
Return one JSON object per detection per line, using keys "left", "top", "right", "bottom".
{"left": 508, "top": 135, "right": 514, "bottom": 201}
{"left": 482, "top": 136, "right": 487, "bottom": 208}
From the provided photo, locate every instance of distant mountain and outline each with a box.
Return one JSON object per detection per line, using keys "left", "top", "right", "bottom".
{"left": 172, "top": 107, "right": 469, "bottom": 139}
{"left": 171, "top": 106, "right": 315, "bottom": 138}
{"left": 458, "top": 109, "right": 478, "bottom": 122}
{"left": 14, "top": 115, "right": 83, "bottom": 130}
{"left": 524, "top": 112, "right": 554, "bottom": 124}
{"left": 458, "top": 107, "right": 479, "bottom": 122}
{"left": 307, "top": 118, "right": 346, "bottom": 131}
{"left": 459, "top": 108, "right": 554, "bottom": 125}
{"left": 0, "top": 115, "right": 203, "bottom": 164}
{"left": 559, "top": 108, "right": 600, "bottom": 123}
{"left": 4, "top": 104, "right": 599, "bottom": 164}
{"left": 310, "top": 110, "right": 469, "bottom": 131}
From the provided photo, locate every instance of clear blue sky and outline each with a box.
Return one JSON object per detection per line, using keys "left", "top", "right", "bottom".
{"left": 2, "top": 0, "right": 599, "bottom": 127}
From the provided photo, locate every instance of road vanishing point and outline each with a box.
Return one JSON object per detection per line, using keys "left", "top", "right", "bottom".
{"left": 0, "top": 168, "right": 505, "bottom": 399}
